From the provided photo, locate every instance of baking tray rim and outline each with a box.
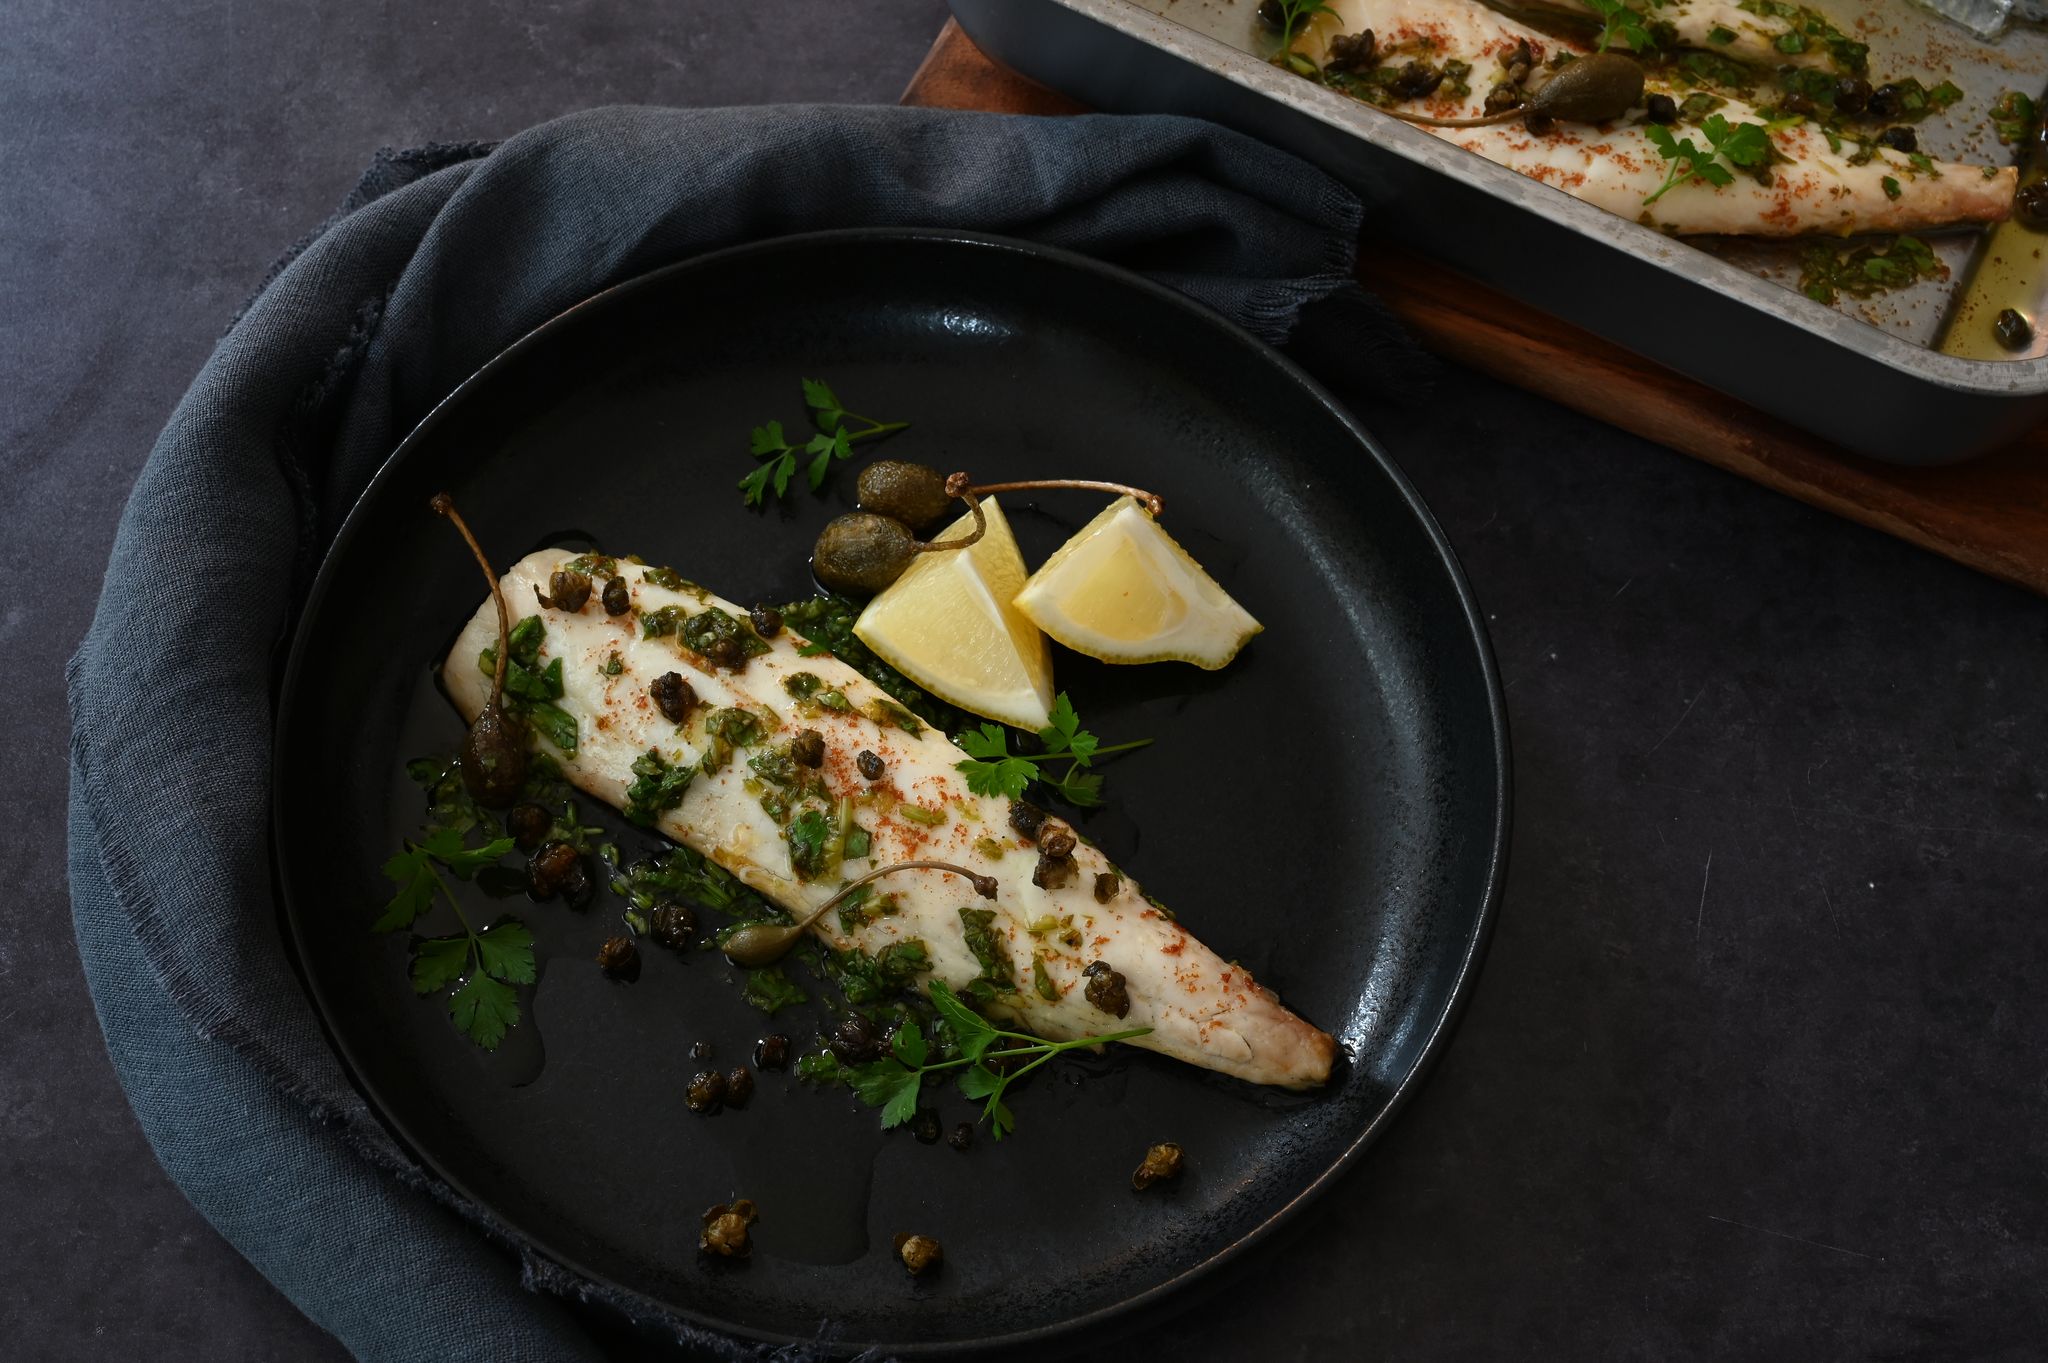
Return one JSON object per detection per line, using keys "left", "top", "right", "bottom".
{"left": 1018, "top": 0, "right": 2048, "bottom": 400}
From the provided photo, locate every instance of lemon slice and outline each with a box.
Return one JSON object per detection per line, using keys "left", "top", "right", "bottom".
{"left": 853, "top": 496, "right": 1054, "bottom": 730}
{"left": 1013, "top": 497, "right": 1261, "bottom": 669}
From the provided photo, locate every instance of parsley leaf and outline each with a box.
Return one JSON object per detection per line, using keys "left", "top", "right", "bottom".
{"left": 1643, "top": 116, "right": 1771, "bottom": 208}
{"left": 743, "top": 966, "right": 809, "bottom": 1015}
{"left": 448, "top": 972, "right": 519, "bottom": 1050}
{"left": 740, "top": 379, "right": 908, "bottom": 506}
{"left": 951, "top": 693, "right": 1151, "bottom": 809}
{"left": 836, "top": 980, "right": 1151, "bottom": 1140}
{"left": 409, "top": 935, "right": 471, "bottom": 994}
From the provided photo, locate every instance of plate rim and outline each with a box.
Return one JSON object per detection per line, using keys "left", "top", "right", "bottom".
{"left": 272, "top": 225, "right": 1512, "bottom": 1355}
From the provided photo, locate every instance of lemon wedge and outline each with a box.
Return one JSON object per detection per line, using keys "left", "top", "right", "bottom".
{"left": 1013, "top": 497, "right": 1261, "bottom": 669}
{"left": 853, "top": 496, "right": 1054, "bottom": 730}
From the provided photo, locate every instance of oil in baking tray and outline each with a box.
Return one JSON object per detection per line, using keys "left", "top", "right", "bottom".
{"left": 1134, "top": 0, "right": 2048, "bottom": 356}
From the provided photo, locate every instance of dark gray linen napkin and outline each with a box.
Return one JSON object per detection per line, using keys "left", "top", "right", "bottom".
{"left": 66, "top": 104, "right": 1401, "bottom": 1361}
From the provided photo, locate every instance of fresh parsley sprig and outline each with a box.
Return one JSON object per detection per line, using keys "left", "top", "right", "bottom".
{"left": 841, "top": 980, "right": 1150, "bottom": 1140}
{"left": 375, "top": 828, "right": 532, "bottom": 1049}
{"left": 954, "top": 693, "right": 1152, "bottom": 809}
{"left": 739, "top": 378, "right": 908, "bottom": 507}
{"left": 1584, "top": 0, "right": 1664, "bottom": 54}
{"left": 1268, "top": 0, "right": 1334, "bottom": 46}
{"left": 1642, "top": 115, "right": 1771, "bottom": 207}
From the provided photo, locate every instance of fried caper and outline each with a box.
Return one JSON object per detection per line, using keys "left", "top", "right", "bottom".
{"left": 701, "top": 1200, "right": 756, "bottom": 1257}
{"left": 601, "top": 575, "right": 630, "bottom": 615}
{"left": 812, "top": 512, "right": 920, "bottom": 596}
{"left": 650, "top": 671, "right": 697, "bottom": 724}
{"left": 1877, "top": 125, "right": 1917, "bottom": 154}
{"left": 1132, "top": 1141, "right": 1184, "bottom": 1191}
{"left": 857, "top": 749, "right": 886, "bottom": 781}
{"left": 910, "top": 1109, "right": 942, "bottom": 1145}
{"left": 948, "top": 1122, "right": 974, "bottom": 1152}
{"left": 528, "top": 842, "right": 582, "bottom": 899}
{"left": 894, "top": 1232, "right": 943, "bottom": 1276}
{"left": 597, "top": 935, "right": 640, "bottom": 980}
{"left": 1325, "top": 29, "right": 1375, "bottom": 74}
{"left": 506, "top": 802, "right": 553, "bottom": 850}
{"left": 651, "top": 902, "right": 696, "bottom": 949}
{"left": 791, "top": 730, "right": 826, "bottom": 768}
{"left": 754, "top": 1033, "right": 791, "bottom": 1070}
{"left": 2018, "top": 182, "right": 2048, "bottom": 231}
{"left": 687, "top": 1070, "right": 728, "bottom": 1113}
{"left": 856, "top": 460, "right": 955, "bottom": 531}
{"left": 1833, "top": 76, "right": 1872, "bottom": 116}
{"left": 1994, "top": 307, "right": 2034, "bottom": 351}
{"left": 539, "top": 568, "right": 591, "bottom": 612}
{"left": 1008, "top": 800, "right": 1048, "bottom": 842}
{"left": 1094, "top": 871, "right": 1122, "bottom": 904}
{"left": 829, "top": 1014, "right": 881, "bottom": 1065}
{"left": 748, "top": 605, "right": 783, "bottom": 638}
{"left": 724, "top": 1066, "right": 755, "bottom": 1109}
{"left": 1084, "top": 961, "right": 1131, "bottom": 1019}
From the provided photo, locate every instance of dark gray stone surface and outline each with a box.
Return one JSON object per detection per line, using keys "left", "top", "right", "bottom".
{"left": 9, "top": 1, "right": 2047, "bottom": 1360}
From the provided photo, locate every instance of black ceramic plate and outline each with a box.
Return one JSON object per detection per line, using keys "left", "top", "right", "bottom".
{"left": 274, "top": 230, "right": 1508, "bottom": 1354}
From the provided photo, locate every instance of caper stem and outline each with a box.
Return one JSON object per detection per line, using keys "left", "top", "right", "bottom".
{"left": 946, "top": 472, "right": 1165, "bottom": 517}
{"left": 909, "top": 492, "right": 988, "bottom": 555}
{"left": 1375, "top": 107, "right": 1523, "bottom": 129}
{"left": 431, "top": 492, "right": 511, "bottom": 709}
{"left": 721, "top": 858, "right": 998, "bottom": 967}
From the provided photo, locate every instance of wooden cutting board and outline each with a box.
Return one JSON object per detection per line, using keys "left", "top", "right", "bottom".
{"left": 902, "top": 19, "right": 2048, "bottom": 598}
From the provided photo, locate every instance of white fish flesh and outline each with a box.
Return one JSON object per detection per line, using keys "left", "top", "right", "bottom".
{"left": 444, "top": 550, "right": 1338, "bottom": 1090}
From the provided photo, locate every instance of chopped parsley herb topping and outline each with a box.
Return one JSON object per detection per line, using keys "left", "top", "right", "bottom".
{"left": 1798, "top": 235, "right": 1945, "bottom": 305}
{"left": 1991, "top": 91, "right": 2037, "bottom": 146}
{"left": 775, "top": 596, "right": 963, "bottom": 730}
{"left": 623, "top": 749, "right": 693, "bottom": 826}
{"left": 478, "top": 614, "right": 577, "bottom": 755}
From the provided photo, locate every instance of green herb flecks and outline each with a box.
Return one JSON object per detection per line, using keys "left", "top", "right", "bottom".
{"left": 1991, "top": 91, "right": 2038, "bottom": 146}
{"left": 957, "top": 906, "right": 1016, "bottom": 1005}
{"left": 841, "top": 981, "right": 1150, "bottom": 1140}
{"left": 740, "top": 378, "right": 909, "bottom": 507}
{"left": 623, "top": 749, "right": 693, "bottom": 827}
{"left": 477, "top": 614, "right": 578, "bottom": 755}
{"left": 1797, "top": 235, "right": 1945, "bottom": 305}
{"left": 775, "top": 596, "right": 965, "bottom": 731}
{"left": 744, "top": 966, "right": 809, "bottom": 1015}
{"left": 823, "top": 939, "right": 933, "bottom": 1005}
{"left": 681, "top": 607, "right": 770, "bottom": 662}
{"left": 954, "top": 693, "right": 1152, "bottom": 809}
{"left": 1643, "top": 115, "right": 1772, "bottom": 208}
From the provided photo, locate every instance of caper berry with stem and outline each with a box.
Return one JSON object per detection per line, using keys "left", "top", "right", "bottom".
{"left": 430, "top": 493, "right": 528, "bottom": 808}
{"left": 857, "top": 460, "right": 956, "bottom": 531}
{"left": 1369, "top": 52, "right": 1644, "bottom": 131}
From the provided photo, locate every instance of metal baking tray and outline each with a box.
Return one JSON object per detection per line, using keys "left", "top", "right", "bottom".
{"left": 949, "top": 0, "right": 2048, "bottom": 462}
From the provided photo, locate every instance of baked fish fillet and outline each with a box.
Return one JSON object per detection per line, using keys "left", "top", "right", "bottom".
{"left": 1302, "top": 0, "right": 2014, "bottom": 236}
{"left": 444, "top": 549, "right": 1337, "bottom": 1090}
{"left": 1527, "top": 0, "right": 1852, "bottom": 71}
